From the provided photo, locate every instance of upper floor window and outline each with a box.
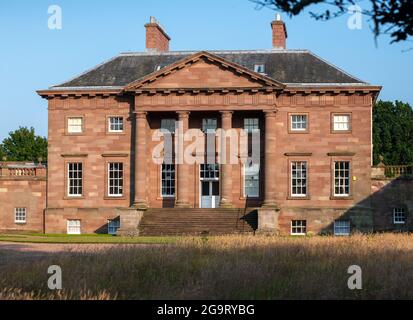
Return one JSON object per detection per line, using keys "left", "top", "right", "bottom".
{"left": 108, "top": 162, "right": 123, "bottom": 197}
{"left": 290, "top": 114, "right": 308, "bottom": 132}
{"left": 393, "top": 208, "right": 406, "bottom": 224}
{"left": 334, "top": 161, "right": 350, "bottom": 197}
{"left": 67, "top": 117, "right": 83, "bottom": 134}
{"left": 161, "top": 119, "right": 176, "bottom": 134}
{"left": 202, "top": 118, "right": 217, "bottom": 133}
{"left": 254, "top": 64, "right": 265, "bottom": 74}
{"left": 15, "top": 208, "right": 26, "bottom": 224}
{"left": 244, "top": 163, "right": 260, "bottom": 198}
{"left": 244, "top": 118, "right": 259, "bottom": 133}
{"left": 67, "top": 162, "right": 83, "bottom": 197}
{"left": 291, "top": 161, "right": 307, "bottom": 197}
{"left": 333, "top": 114, "right": 351, "bottom": 132}
{"left": 108, "top": 117, "right": 124, "bottom": 133}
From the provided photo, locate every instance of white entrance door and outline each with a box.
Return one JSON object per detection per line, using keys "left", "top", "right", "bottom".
{"left": 201, "top": 181, "right": 220, "bottom": 208}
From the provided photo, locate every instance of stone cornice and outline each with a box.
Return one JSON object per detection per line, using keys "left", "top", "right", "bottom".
{"left": 327, "top": 152, "right": 356, "bottom": 157}
{"left": 61, "top": 154, "right": 88, "bottom": 158}
{"left": 284, "top": 152, "right": 313, "bottom": 157}
{"left": 37, "top": 89, "right": 122, "bottom": 99}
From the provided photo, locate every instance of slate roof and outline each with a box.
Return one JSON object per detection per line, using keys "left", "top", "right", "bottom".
{"left": 52, "top": 50, "right": 367, "bottom": 89}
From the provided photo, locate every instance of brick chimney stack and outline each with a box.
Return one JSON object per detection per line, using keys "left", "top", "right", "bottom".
{"left": 145, "top": 17, "right": 171, "bottom": 52}
{"left": 271, "top": 14, "right": 287, "bottom": 49}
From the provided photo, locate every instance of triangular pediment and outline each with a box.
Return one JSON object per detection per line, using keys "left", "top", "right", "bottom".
{"left": 124, "top": 51, "right": 285, "bottom": 92}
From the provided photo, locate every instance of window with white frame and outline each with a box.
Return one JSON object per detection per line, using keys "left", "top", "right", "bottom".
{"left": 67, "top": 220, "right": 81, "bottom": 235}
{"left": 334, "top": 161, "right": 350, "bottom": 196}
{"left": 244, "top": 163, "right": 260, "bottom": 197}
{"left": 254, "top": 64, "right": 265, "bottom": 74}
{"left": 108, "top": 117, "right": 124, "bottom": 132}
{"left": 67, "top": 163, "right": 83, "bottom": 197}
{"left": 333, "top": 114, "right": 351, "bottom": 131}
{"left": 291, "top": 161, "right": 307, "bottom": 197}
{"left": 334, "top": 220, "right": 351, "bottom": 236}
{"left": 161, "top": 164, "right": 175, "bottom": 197}
{"left": 202, "top": 118, "right": 217, "bottom": 133}
{"left": 14, "top": 208, "right": 26, "bottom": 223}
{"left": 108, "top": 163, "right": 123, "bottom": 197}
{"left": 291, "top": 114, "right": 308, "bottom": 131}
{"left": 200, "top": 164, "right": 219, "bottom": 179}
{"left": 244, "top": 118, "right": 259, "bottom": 133}
{"left": 161, "top": 119, "right": 176, "bottom": 134}
{"left": 108, "top": 219, "right": 121, "bottom": 235}
{"left": 291, "top": 220, "right": 307, "bottom": 235}
{"left": 67, "top": 117, "right": 83, "bottom": 133}
{"left": 393, "top": 208, "right": 406, "bottom": 224}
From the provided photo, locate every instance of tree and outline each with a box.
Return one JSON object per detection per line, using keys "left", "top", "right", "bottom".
{"left": 1, "top": 127, "right": 47, "bottom": 162}
{"left": 373, "top": 100, "right": 413, "bottom": 165}
{"left": 251, "top": 0, "right": 413, "bottom": 44}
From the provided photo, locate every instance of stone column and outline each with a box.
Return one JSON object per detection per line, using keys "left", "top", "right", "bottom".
{"left": 219, "top": 111, "right": 233, "bottom": 208}
{"left": 262, "top": 110, "right": 278, "bottom": 208}
{"left": 175, "top": 111, "right": 191, "bottom": 208}
{"left": 134, "top": 111, "right": 148, "bottom": 209}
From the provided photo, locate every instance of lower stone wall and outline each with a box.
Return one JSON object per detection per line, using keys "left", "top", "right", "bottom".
{"left": 44, "top": 207, "right": 138, "bottom": 234}
{"left": 371, "top": 177, "right": 413, "bottom": 232}
{"left": 0, "top": 179, "right": 46, "bottom": 233}
{"left": 276, "top": 206, "right": 373, "bottom": 235}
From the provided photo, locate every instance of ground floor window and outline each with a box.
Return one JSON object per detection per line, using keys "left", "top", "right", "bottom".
{"left": 67, "top": 162, "right": 83, "bottom": 197}
{"left": 108, "top": 162, "right": 123, "bottom": 197}
{"left": 161, "top": 164, "right": 175, "bottom": 197}
{"left": 334, "top": 161, "right": 350, "bottom": 196}
{"left": 334, "top": 220, "right": 351, "bottom": 236}
{"left": 108, "top": 219, "right": 121, "bottom": 235}
{"left": 14, "top": 208, "right": 26, "bottom": 224}
{"left": 393, "top": 208, "right": 406, "bottom": 224}
{"left": 291, "top": 161, "right": 307, "bottom": 197}
{"left": 291, "top": 220, "right": 307, "bottom": 235}
{"left": 244, "top": 163, "right": 260, "bottom": 197}
{"left": 67, "top": 220, "right": 81, "bottom": 235}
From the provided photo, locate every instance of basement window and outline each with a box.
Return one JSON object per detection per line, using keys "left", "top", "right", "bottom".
{"left": 334, "top": 220, "right": 351, "bottom": 236}
{"left": 14, "top": 208, "right": 26, "bottom": 224}
{"left": 108, "top": 218, "right": 121, "bottom": 235}
{"left": 393, "top": 208, "right": 406, "bottom": 224}
{"left": 67, "top": 220, "right": 81, "bottom": 235}
{"left": 291, "top": 220, "right": 307, "bottom": 236}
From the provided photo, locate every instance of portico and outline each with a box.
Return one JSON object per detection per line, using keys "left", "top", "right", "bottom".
{"left": 126, "top": 51, "right": 283, "bottom": 210}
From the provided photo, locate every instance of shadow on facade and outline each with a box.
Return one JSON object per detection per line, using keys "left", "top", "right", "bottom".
{"left": 321, "top": 175, "right": 413, "bottom": 235}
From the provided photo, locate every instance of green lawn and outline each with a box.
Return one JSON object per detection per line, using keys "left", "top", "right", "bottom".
{"left": 0, "top": 233, "right": 180, "bottom": 244}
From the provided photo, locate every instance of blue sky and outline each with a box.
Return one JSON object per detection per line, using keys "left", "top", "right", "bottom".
{"left": 0, "top": 0, "right": 411, "bottom": 140}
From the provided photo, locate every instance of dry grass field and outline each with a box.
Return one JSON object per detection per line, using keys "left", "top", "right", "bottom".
{"left": 0, "top": 234, "right": 412, "bottom": 300}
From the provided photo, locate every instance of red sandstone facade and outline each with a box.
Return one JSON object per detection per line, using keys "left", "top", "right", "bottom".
{"left": 0, "top": 16, "right": 397, "bottom": 236}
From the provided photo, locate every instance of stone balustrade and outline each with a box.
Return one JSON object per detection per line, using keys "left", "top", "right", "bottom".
{"left": 372, "top": 164, "right": 413, "bottom": 179}
{"left": 0, "top": 162, "right": 47, "bottom": 178}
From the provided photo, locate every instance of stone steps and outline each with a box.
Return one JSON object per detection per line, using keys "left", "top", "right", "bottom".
{"left": 138, "top": 208, "right": 257, "bottom": 236}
